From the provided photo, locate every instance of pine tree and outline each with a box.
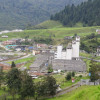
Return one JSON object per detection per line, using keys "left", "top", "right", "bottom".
{"left": 11, "top": 61, "right": 16, "bottom": 68}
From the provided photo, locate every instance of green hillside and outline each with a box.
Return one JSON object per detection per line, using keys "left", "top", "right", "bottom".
{"left": 0, "top": 24, "right": 100, "bottom": 41}
{"left": 27, "top": 20, "right": 63, "bottom": 29}
{"left": 0, "top": 0, "right": 87, "bottom": 30}
{"left": 44, "top": 85, "right": 100, "bottom": 100}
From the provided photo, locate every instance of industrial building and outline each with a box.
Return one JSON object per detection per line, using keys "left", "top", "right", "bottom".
{"left": 54, "top": 36, "right": 80, "bottom": 60}
{"left": 53, "top": 36, "right": 86, "bottom": 72}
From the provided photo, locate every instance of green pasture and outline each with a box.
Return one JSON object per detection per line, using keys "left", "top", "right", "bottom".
{"left": 31, "top": 20, "right": 63, "bottom": 29}
{"left": 34, "top": 73, "right": 89, "bottom": 89}
{"left": 0, "top": 25, "right": 100, "bottom": 42}
{"left": 7, "top": 56, "right": 35, "bottom": 64}
{"left": 0, "top": 89, "right": 7, "bottom": 96}
{"left": 80, "top": 52, "right": 92, "bottom": 58}
{"left": 44, "top": 85, "right": 100, "bottom": 100}
{"left": 1, "top": 83, "right": 99, "bottom": 100}
{"left": 7, "top": 56, "right": 35, "bottom": 69}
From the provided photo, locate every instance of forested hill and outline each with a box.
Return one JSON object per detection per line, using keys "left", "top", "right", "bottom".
{"left": 0, "top": 0, "right": 87, "bottom": 30}
{"left": 51, "top": 0, "right": 100, "bottom": 27}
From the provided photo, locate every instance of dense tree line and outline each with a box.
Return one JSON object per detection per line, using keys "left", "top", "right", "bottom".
{"left": 51, "top": 0, "right": 100, "bottom": 27}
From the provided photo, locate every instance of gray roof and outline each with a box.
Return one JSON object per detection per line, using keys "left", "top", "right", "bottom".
{"left": 52, "top": 59, "right": 86, "bottom": 72}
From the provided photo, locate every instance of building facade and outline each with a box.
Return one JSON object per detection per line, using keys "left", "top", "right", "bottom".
{"left": 54, "top": 36, "right": 80, "bottom": 60}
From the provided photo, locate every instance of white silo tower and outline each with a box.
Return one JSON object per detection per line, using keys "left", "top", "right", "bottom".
{"left": 72, "top": 36, "right": 80, "bottom": 60}
{"left": 72, "top": 41, "right": 77, "bottom": 58}
{"left": 76, "top": 36, "right": 80, "bottom": 43}
{"left": 56, "top": 45, "right": 63, "bottom": 59}
{"left": 75, "top": 36, "right": 80, "bottom": 59}
{"left": 66, "top": 45, "right": 72, "bottom": 60}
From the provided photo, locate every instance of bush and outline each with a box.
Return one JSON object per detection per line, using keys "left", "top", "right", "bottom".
{"left": 66, "top": 72, "right": 71, "bottom": 81}
{"left": 79, "top": 75, "right": 82, "bottom": 78}
{"left": 72, "top": 72, "right": 75, "bottom": 77}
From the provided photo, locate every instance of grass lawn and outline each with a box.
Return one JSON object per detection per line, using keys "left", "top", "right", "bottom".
{"left": 51, "top": 73, "right": 79, "bottom": 89}
{"left": 7, "top": 56, "right": 35, "bottom": 64}
{"left": 83, "top": 58, "right": 100, "bottom": 72}
{"left": 94, "top": 56, "right": 100, "bottom": 60}
{"left": 21, "top": 57, "right": 35, "bottom": 69}
{"left": 7, "top": 56, "right": 35, "bottom": 69}
{"left": 0, "top": 89, "right": 7, "bottom": 96}
{"left": 44, "top": 85, "right": 100, "bottom": 100}
{"left": 31, "top": 20, "right": 63, "bottom": 29}
{"left": 34, "top": 73, "right": 89, "bottom": 89}
{"left": 80, "top": 52, "right": 92, "bottom": 58}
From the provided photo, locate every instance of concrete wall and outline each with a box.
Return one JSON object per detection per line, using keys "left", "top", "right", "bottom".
{"left": 55, "top": 45, "right": 63, "bottom": 59}
{"left": 61, "top": 52, "right": 66, "bottom": 59}
{"left": 55, "top": 36, "right": 80, "bottom": 60}
{"left": 72, "top": 41, "right": 77, "bottom": 58}
{"left": 66, "top": 48, "right": 72, "bottom": 60}
{"left": 72, "top": 41, "right": 80, "bottom": 58}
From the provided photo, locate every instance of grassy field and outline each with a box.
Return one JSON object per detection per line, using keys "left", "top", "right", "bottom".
{"left": 0, "top": 20, "right": 100, "bottom": 42}
{"left": 44, "top": 85, "right": 100, "bottom": 100}
{"left": 1, "top": 84, "right": 100, "bottom": 100}
{"left": 7, "top": 56, "right": 35, "bottom": 69}
{"left": 7, "top": 56, "right": 35, "bottom": 64}
{"left": 34, "top": 73, "right": 89, "bottom": 89}
{"left": 30, "top": 20, "right": 63, "bottom": 29}
{"left": 80, "top": 52, "right": 93, "bottom": 58}
{"left": 0, "top": 89, "right": 7, "bottom": 96}
{"left": 80, "top": 51, "right": 100, "bottom": 71}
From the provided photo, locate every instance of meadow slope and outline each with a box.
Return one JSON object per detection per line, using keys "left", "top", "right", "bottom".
{"left": 0, "top": 24, "right": 100, "bottom": 42}
{"left": 44, "top": 85, "right": 100, "bottom": 100}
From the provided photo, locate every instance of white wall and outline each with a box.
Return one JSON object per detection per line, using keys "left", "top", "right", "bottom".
{"left": 66, "top": 48, "right": 72, "bottom": 60}
{"left": 76, "top": 36, "right": 80, "bottom": 41}
{"left": 54, "top": 36, "right": 80, "bottom": 60}
{"left": 72, "top": 36, "right": 80, "bottom": 58}
{"left": 72, "top": 41, "right": 77, "bottom": 58}
{"left": 75, "top": 41, "right": 80, "bottom": 57}
{"left": 61, "top": 52, "right": 66, "bottom": 59}
{"left": 55, "top": 45, "right": 63, "bottom": 59}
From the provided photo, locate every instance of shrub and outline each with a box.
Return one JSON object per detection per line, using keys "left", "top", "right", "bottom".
{"left": 72, "top": 72, "right": 75, "bottom": 77}
{"left": 79, "top": 75, "right": 82, "bottom": 78}
{"left": 66, "top": 72, "right": 71, "bottom": 81}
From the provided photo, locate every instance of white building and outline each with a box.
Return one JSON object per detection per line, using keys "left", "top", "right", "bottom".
{"left": 54, "top": 36, "right": 80, "bottom": 60}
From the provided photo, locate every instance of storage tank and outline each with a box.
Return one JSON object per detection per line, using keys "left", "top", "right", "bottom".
{"left": 72, "top": 36, "right": 80, "bottom": 59}
{"left": 66, "top": 45, "right": 72, "bottom": 60}
{"left": 56, "top": 45, "right": 63, "bottom": 59}
{"left": 72, "top": 41, "right": 77, "bottom": 58}
{"left": 75, "top": 36, "right": 80, "bottom": 58}
{"left": 76, "top": 36, "right": 80, "bottom": 42}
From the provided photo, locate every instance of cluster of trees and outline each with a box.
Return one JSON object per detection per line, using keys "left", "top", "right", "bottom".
{"left": 51, "top": 0, "right": 100, "bottom": 27}
{"left": 89, "top": 60, "right": 100, "bottom": 84}
{"left": 0, "top": 62, "right": 57, "bottom": 100}
{"left": 33, "top": 36, "right": 54, "bottom": 44}
{"left": 80, "top": 33, "right": 100, "bottom": 53}
{"left": 65, "top": 72, "right": 75, "bottom": 81}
